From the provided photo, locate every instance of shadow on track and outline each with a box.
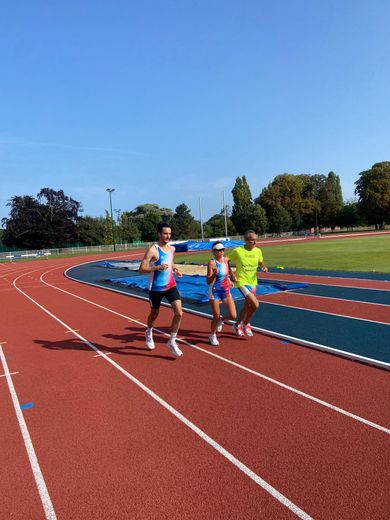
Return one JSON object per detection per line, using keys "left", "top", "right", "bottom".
{"left": 34, "top": 335, "right": 176, "bottom": 361}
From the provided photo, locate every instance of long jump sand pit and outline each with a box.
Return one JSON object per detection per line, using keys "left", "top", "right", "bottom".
{"left": 176, "top": 264, "right": 207, "bottom": 276}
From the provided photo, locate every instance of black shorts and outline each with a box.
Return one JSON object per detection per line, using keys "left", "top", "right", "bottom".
{"left": 149, "top": 286, "right": 181, "bottom": 309}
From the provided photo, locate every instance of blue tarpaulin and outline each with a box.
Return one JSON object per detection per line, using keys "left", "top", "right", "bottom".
{"left": 106, "top": 274, "right": 308, "bottom": 304}
{"left": 184, "top": 240, "right": 244, "bottom": 251}
{"left": 102, "top": 260, "right": 141, "bottom": 270}
{"left": 174, "top": 240, "right": 244, "bottom": 252}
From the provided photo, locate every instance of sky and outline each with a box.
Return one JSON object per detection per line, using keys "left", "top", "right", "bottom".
{"left": 1, "top": 0, "right": 390, "bottom": 224}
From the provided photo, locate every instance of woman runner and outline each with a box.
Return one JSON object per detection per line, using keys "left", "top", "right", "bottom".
{"left": 206, "top": 241, "right": 237, "bottom": 346}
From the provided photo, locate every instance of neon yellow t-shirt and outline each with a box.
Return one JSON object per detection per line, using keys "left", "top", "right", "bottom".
{"left": 230, "top": 246, "right": 263, "bottom": 287}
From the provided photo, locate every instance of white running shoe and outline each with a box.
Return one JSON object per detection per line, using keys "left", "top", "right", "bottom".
{"left": 209, "top": 334, "right": 219, "bottom": 346}
{"left": 167, "top": 338, "right": 183, "bottom": 357}
{"left": 145, "top": 329, "right": 155, "bottom": 350}
{"left": 243, "top": 323, "right": 253, "bottom": 337}
{"left": 232, "top": 323, "right": 244, "bottom": 337}
{"left": 217, "top": 316, "right": 224, "bottom": 333}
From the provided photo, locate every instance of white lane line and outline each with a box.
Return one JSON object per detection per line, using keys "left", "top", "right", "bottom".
{"left": 0, "top": 346, "right": 57, "bottom": 520}
{"left": 260, "top": 300, "right": 390, "bottom": 326}
{"left": 271, "top": 291, "right": 390, "bottom": 308}
{"left": 42, "top": 268, "right": 390, "bottom": 435}
{"left": 9, "top": 282, "right": 313, "bottom": 520}
{"left": 265, "top": 275, "right": 390, "bottom": 292}
{"left": 1, "top": 371, "right": 19, "bottom": 378}
{"left": 62, "top": 260, "right": 390, "bottom": 370}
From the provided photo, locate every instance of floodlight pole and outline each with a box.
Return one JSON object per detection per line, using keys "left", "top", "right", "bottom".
{"left": 223, "top": 190, "right": 228, "bottom": 239}
{"left": 199, "top": 197, "right": 204, "bottom": 241}
{"left": 106, "top": 188, "right": 116, "bottom": 252}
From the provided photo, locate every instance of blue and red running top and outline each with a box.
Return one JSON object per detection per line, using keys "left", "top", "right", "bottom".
{"left": 208, "top": 256, "right": 231, "bottom": 301}
{"left": 148, "top": 244, "right": 176, "bottom": 292}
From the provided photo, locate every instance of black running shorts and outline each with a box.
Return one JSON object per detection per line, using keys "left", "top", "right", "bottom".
{"left": 149, "top": 286, "right": 181, "bottom": 309}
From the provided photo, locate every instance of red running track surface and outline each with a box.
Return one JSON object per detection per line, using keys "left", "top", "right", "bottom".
{"left": 0, "top": 255, "right": 389, "bottom": 519}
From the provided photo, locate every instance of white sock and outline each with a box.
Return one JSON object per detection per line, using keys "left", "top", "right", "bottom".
{"left": 170, "top": 332, "right": 177, "bottom": 339}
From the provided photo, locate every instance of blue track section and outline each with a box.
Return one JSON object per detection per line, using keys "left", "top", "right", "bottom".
{"left": 67, "top": 261, "right": 390, "bottom": 367}
{"left": 230, "top": 302, "right": 390, "bottom": 363}
{"left": 287, "top": 283, "right": 390, "bottom": 305}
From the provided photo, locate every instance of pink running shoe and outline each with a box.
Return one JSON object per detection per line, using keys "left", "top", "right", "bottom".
{"left": 243, "top": 323, "right": 253, "bottom": 337}
{"left": 232, "top": 323, "right": 244, "bottom": 337}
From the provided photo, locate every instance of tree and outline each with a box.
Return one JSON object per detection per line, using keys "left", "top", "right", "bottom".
{"left": 127, "top": 203, "right": 173, "bottom": 242}
{"left": 256, "top": 174, "right": 304, "bottom": 229}
{"left": 267, "top": 205, "right": 292, "bottom": 234}
{"left": 336, "top": 201, "right": 363, "bottom": 230}
{"left": 251, "top": 204, "right": 268, "bottom": 235}
{"left": 231, "top": 176, "right": 267, "bottom": 234}
{"left": 355, "top": 162, "right": 390, "bottom": 229}
{"left": 102, "top": 210, "right": 114, "bottom": 245}
{"left": 171, "top": 203, "right": 198, "bottom": 239}
{"left": 299, "top": 174, "right": 327, "bottom": 230}
{"left": 77, "top": 216, "right": 106, "bottom": 246}
{"left": 204, "top": 211, "right": 237, "bottom": 238}
{"left": 320, "top": 172, "right": 343, "bottom": 229}
{"left": 119, "top": 212, "right": 141, "bottom": 243}
{"left": 137, "top": 211, "right": 161, "bottom": 242}
{"left": 2, "top": 188, "right": 81, "bottom": 248}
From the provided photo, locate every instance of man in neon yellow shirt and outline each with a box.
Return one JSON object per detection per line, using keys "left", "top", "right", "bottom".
{"left": 229, "top": 229, "right": 268, "bottom": 337}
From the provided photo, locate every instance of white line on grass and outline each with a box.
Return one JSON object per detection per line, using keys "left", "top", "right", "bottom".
{"left": 0, "top": 346, "right": 57, "bottom": 520}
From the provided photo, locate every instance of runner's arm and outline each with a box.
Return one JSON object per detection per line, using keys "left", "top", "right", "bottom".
{"left": 259, "top": 260, "right": 268, "bottom": 273}
{"left": 206, "top": 260, "right": 217, "bottom": 284}
{"left": 172, "top": 265, "right": 183, "bottom": 277}
{"left": 227, "top": 259, "right": 237, "bottom": 282}
{"left": 139, "top": 246, "right": 166, "bottom": 273}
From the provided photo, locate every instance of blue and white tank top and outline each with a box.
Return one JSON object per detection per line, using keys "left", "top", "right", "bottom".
{"left": 148, "top": 245, "right": 176, "bottom": 292}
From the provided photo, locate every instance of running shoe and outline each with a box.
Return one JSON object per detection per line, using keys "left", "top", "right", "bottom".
{"left": 145, "top": 329, "right": 155, "bottom": 350}
{"left": 209, "top": 334, "right": 219, "bottom": 346}
{"left": 167, "top": 338, "right": 183, "bottom": 357}
{"left": 243, "top": 323, "right": 253, "bottom": 337}
{"left": 217, "top": 316, "right": 224, "bottom": 332}
{"left": 232, "top": 323, "right": 244, "bottom": 337}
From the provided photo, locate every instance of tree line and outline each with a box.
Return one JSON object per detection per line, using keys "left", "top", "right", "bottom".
{"left": 1, "top": 162, "right": 389, "bottom": 249}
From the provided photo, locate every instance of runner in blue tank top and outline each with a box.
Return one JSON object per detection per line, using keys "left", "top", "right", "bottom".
{"left": 139, "top": 222, "right": 183, "bottom": 357}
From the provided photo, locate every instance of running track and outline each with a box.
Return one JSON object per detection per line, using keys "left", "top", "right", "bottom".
{"left": 1, "top": 253, "right": 389, "bottom": 519}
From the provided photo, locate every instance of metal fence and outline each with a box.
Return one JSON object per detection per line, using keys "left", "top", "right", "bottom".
{"left": 0, "top": 242, "right": 150, "bottom": 262}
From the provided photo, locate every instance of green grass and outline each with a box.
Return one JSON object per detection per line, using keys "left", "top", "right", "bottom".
{"left": 177, "top": 234, "right": 390, "bottom": 273}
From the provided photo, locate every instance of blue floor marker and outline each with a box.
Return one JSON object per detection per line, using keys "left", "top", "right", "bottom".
{"left": 20, "top": 402, "right": 34, "bottom": 410}
{"left": 281, "top": 340, "right": 290, "bottom": 344}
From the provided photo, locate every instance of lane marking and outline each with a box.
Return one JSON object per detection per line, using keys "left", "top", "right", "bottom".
{"left": 274, "top": 291, "right": 390, "bottom": 308}
{"left": 62, "top": 261, "right": 390, "bottom": 370}
{"left": 260, "top": 300, "right": 390, "bottom": 326}
{"left": 265, "top": 274, "right": 390, "bottom": 292}
{"left": 1, "top": 371, "right": 19, "bottom": 378}
{"left": 41, "top": 268, "right": 390, "bottom": 434}
{"left": 21, "top": 402, "right": 35, "bottom": 410}
{"left": 0, "top": 346, "right": 57, "bottom": 520}
{"left": 8, "top": 283, "right": 313, "bottom": 520}
{"left": 93, "top": 352, "right": 113, "bottom": 357}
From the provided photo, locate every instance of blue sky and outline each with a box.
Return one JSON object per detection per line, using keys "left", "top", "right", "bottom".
{"left": 1, "top": 0, "right": 390, "bottom": 224}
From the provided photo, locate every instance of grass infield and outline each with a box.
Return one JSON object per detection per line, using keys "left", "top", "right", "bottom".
{"left": 177, "top": 234, "right": 390, "bottom": 273}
